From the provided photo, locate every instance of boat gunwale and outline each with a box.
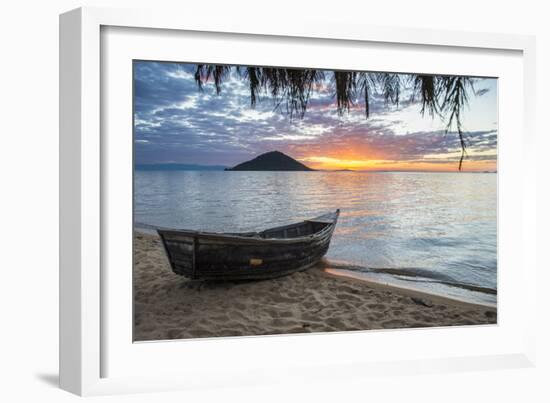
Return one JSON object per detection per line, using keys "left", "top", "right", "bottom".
{"left": 158, "top": 210, "right": 339, "bottom": 245}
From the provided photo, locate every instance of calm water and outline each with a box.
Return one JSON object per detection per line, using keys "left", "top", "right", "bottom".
{"left": 135, "top": 171, "right": 497, "bottom": 306}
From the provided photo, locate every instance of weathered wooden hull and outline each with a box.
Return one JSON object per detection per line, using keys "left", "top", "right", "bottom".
{"left": 157, "top": 210, "right": 339, "bottom": 280}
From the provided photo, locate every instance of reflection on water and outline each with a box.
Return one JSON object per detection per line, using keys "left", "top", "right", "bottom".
{"left": 135, "top": 171, "right": 497, "bottom": 306}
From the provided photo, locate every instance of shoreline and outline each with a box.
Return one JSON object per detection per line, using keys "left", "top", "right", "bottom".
{"left": 133, "top": 231, "right": 496, "bottom": 341}
{"left": 322, "top": 268, "right": 495, "bottom": 311}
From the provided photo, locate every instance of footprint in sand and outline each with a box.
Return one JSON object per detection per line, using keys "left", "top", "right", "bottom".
{"left": 484, "top": 311, "right": 497, "bottom": 320}
{"left": 166, "top": 328, "right": 183, "bottom": 339}
{"left": 381, "top": 319, "right": 407, "bottom": 329}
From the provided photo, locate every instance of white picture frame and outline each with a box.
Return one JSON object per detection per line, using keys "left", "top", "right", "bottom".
{"left": 59, "top": 6, "right": 537, "bottom": 396}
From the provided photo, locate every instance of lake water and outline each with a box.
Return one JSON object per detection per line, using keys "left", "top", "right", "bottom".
{"left": 134, "top": 171, "right": 497, "bottom": 306}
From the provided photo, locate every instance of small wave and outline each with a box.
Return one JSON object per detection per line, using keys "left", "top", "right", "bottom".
{"left": 390, "top": 275, "right": 497, "bottom": 295}
{"left": 324, "top": 261, "right": 497, "bottom": 296}
{"left": 366, "top": 267, "right": 458, "bottom": 283}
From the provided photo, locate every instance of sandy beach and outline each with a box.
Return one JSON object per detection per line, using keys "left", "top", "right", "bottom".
{"left": 134, "top": 232, "right": 497, "bottom": 341}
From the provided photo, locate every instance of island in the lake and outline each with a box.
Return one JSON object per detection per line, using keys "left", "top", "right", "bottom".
{"left": 225, "top": 151, "right": 314, "bottom": 171}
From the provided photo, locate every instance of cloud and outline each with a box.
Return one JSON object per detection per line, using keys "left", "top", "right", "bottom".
{"left": 134, "top": 61, "right": 498, "bottom": 167}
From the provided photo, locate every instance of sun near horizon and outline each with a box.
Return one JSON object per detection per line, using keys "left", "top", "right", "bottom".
{"left": 295, "top": 155, "right": 496, "bottom": 172}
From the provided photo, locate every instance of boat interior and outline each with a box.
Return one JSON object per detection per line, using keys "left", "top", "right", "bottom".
{"left": 229, "top": 220, "right": 331, "bottom": 240}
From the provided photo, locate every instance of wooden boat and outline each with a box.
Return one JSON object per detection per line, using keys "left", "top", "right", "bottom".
{"left": 157, "top": 209, "right": 340, "bottom": 280}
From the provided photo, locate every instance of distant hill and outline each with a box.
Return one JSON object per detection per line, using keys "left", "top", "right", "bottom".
{"left": 226, "top": 151, "right": 314, "bottom": 171}
{"left": 136, "top": 163, "right": 227, "bottom": 171}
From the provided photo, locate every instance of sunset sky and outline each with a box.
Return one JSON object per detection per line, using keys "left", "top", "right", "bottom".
{"left": 134, "top": 61, "right": 497, "bottom": 172}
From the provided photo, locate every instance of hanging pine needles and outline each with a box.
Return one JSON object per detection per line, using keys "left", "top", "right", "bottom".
{"left": 193, "top": 65, "right": 478, "bottom": 170}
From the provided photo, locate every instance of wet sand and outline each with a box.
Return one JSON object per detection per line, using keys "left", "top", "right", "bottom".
{"left": 134, "top": 232, "right": 497, "bottom": 341}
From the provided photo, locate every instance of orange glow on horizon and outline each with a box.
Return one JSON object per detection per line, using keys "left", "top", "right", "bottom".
{"left": 298, "top": 155, "right": 496, "bottom": 172}
{"left": 286, "top": 139, "right": 496, "bottom": 172}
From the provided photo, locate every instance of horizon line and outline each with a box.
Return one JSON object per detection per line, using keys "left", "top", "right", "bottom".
{"left": 135, "top": 163, "right": 496, "bottom": 174}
